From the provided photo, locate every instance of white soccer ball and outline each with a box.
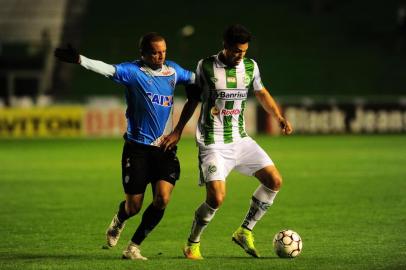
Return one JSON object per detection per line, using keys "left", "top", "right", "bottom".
{"left": 273, "top": 229, "right": 303, "bottom": 258}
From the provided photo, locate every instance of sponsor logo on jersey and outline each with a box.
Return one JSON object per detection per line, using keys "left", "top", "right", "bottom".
{"left": 147, "top": 92, "right": 173, "bottom": 107}
{"left": 210, "top": 90, "right": 248, "bottom": 100}
{"left": 221, "top": 108, "right": 241, "bottom": 116}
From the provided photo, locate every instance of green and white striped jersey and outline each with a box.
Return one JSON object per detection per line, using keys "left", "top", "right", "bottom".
{"left": 196, "top": 53, "right": 264, "bottom": 146}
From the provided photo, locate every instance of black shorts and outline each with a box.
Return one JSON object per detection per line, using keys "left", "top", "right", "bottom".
{"left": 121, "top": 140, "right": 180, "bottom": 195}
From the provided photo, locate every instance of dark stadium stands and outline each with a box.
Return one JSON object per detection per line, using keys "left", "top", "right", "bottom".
{"left": 68, "top": 0, "right": 406, "bottom": 100}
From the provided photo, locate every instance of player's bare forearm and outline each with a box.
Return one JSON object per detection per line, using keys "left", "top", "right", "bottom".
{"left": 160, "top": 98, "right": 199, "bottom": 151}
{"left": 254, "top": 88, "right": 283, "bottom": 119}
{"left": 255, "top": 88, "right": 293, "bottom": 135}
{"left": 174, "top": 98, "right": 199, "bottom": 134}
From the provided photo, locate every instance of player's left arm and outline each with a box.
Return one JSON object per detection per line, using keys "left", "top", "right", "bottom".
{"left": 54, "top": 44, "right": 115, "bottom": 77}
{"left": 255, "top": 88, "right": 293, "bottom": 135}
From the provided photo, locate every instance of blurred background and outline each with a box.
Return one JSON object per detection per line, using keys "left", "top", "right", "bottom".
{"left": 1, "top": 0, "right": 406, "bottom": 138}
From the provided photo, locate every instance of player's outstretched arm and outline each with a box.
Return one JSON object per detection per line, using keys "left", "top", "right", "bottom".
{"left": 54, "top": 44, "right": 115, "bottom": 77}
{"left": 255, "top": 88, "right": 293, "bottom": 135}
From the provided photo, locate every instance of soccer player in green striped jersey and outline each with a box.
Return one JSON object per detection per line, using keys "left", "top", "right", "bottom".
{"left": 164, "top": 24, "right": 292, "bottom": 259}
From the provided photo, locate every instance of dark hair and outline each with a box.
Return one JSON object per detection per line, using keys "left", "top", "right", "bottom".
{"left": 223, "top": 24, "right": 252, "bottom": 46}
{"left": 139, "top": 32, "right": 165, "bottom": 55}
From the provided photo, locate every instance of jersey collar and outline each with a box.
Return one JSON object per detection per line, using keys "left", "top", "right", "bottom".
{"left": 139, "top": 61, "right": 175, "bottom": 77}
{"left": 215, "top": 52, "right": 244, "bottom": 69}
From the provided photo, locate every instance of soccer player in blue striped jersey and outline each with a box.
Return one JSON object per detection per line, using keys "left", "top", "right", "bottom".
{"left": 55, "top": 32, "right": 198, "bottom": 260}
{"left": 166, "top": 24, "right": 293, "bottom": 259}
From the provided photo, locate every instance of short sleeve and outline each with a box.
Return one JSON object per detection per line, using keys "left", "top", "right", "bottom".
{"left": 167, "top": 61, "right": 195, "bottom": 85}
{"left": 112, "top": 62, "right": 136, "bottom": 85}
{"left": 195, "top": 60, "right": 204, "bottom": 88}
{"left": 252, "top": 60, "right": 265, "bottom": 91}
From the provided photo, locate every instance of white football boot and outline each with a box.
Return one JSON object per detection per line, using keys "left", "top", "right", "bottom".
{"left": 122, "top": 242, "right": 148, "bottom": 260}
{"left": 105, "top": 215, "right": 125, "bottom": 248}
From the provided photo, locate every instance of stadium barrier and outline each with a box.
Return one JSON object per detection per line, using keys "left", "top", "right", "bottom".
{"left": 0, "top": 99, "right": 256, "bottom": 138}
{"left": 0, "top": 106, "right": 84, "bottom": 138}
{"left": 265, "top": 98, "right": 406, "bottom": 134}
{"left": 1, "top": 98, "right": 405, "bottom": 138}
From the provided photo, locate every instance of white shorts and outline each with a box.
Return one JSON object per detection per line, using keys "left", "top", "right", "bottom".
{"left": 198, "top": 136, "right": 274, "bottom": 186}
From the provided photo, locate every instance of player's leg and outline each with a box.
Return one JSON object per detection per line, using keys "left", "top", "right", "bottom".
{"left": 106, "top": 141, "right": 150, "bottom": 255}
{"left": 184, "top": 147, "right": 234, "bottom": 259}
{"left": 243, "top": 165, "right": 282, "bottom": 230}
{"left": 105, "top": 193, "right": 144, "bottom": 249}
{"left": 130, "top": 180, "right": 174, "bottom": 246}
{"left": 183, "top": 180, "right": 225, "bottom": 259}
{"left": 124, "top": 146, "right": 180, "bottom": 260}
{"left": 232, "top": 137, "right": 281, "bottom": 258}
{"left": 189, "top": 180, "right": 226, "bottom": 242}
{"left": 122, "top": 181, "right": 174, "bottom": 261}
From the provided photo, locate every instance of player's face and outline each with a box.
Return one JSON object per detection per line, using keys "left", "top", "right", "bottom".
{"left": 223, "top": 42, "right": 249, "bottom": 66}
{"left": 143, "top": 40, "right": 166, "bottom": 69}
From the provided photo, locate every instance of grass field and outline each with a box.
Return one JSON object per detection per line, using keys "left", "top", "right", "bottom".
{"left": 0, "top": 135, "right": 405, "bottom": 270}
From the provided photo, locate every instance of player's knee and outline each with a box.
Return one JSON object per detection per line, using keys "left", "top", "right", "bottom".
{"left": 153, "top": 194, "right": 171, "bottom": 209}
{"left": 259, "top": 168, "right": 283, "bottom": 191}
{"left": 207, "top": 193, "right": 225, "bottom": 209}
{"left": 268, "top": 174, "right": 282, "bottom": 191}
{"left": 273, "top": 175, "right": 283, "bottom": 190}
{"left": 126, "top": 201, "right": 142, "bottom": 216}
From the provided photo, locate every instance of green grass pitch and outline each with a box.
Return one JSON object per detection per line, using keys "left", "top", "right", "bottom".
{"left": 0, "top": 135, "right": 405, "bottom": 270}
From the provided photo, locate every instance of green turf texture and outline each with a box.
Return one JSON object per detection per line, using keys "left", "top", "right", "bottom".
{"left": 0, "top": 135, "right": 405, "bottom": 270}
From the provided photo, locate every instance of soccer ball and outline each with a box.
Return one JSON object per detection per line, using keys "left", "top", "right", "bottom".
{"left": 273, "top": 229, "right": 303, "bottom": 258}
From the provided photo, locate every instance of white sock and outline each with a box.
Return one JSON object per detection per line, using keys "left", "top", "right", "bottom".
{"left": 242, "top": 185, "right": 278, "bottom": 230}
{"left": 188, "top": 202, "right": 217, "bottom": 242}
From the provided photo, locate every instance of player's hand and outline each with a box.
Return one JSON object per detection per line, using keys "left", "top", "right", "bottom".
{"left": 160, "top": 130, "right": 181, "bottom": 151}
{"left": 54, "top": 44, "right": 80, "bottom": 64}
{"left": 279, "top": 117, "right": 293, "bottom": 135}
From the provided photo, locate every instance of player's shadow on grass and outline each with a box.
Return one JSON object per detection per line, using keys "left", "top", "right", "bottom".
{"left": 199, "top": 256, "right": 279, "bottom": 260}
{"left": 3, "top": 253, "right": 280, "bottom": 262}
{"left": 164, "top": 255, "right": 279, "bottom": 260}
{"left": 2, "top": 253, "right": 110, "bottom": 261}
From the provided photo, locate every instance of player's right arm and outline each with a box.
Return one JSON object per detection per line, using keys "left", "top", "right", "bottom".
{"left": 160, "top": 61, "right": 203, "bottom": 151}
{"left": 54, "top": 44, "right": 115, "bottom": 78}
{"left": 160, "top": 91, "right": 200, "bottom": 151}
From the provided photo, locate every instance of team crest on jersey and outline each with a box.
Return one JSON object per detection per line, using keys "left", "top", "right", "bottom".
{"left": 147, "top": 92, "right": 173, "bottom": 107}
